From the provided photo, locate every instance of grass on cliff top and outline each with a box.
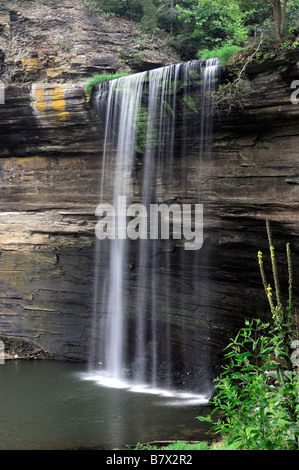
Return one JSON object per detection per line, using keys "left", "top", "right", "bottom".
{"left": 85, "top": 73, "right": 132, "bottom": 96}
{"left": 199, "top": 45, "right": 242, "bottom": 66}
{"left": 116, "top": 440, "right": 237, "bottom": 451}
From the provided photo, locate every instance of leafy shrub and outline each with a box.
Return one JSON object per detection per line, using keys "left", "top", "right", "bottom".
{"left": 176, "top": 0, "right": 248, "bottom": 59}
{"left": 210, "top": 78, "right": 251, "bottom": 115}
{"left": 199, "top": 45, "right": 243, "bottom": 66}
{"left": 84, "top": 73, "right": 132, "bottom": 96}
{"left": 130, "top": 440, "right": 238, "bottom": 450}
{"left": 199, "top": 319, "right": 298, "bottom": 450}
{"left": 199, "top": 221, "right": 299, "bottom": 450}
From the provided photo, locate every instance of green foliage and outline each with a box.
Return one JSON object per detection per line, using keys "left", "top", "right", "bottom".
{"left": 239, "top": 0, "right": 299, "bottom": 38}
{"left": 200, "top": 319, "right": 299, "bottom": 449}
{"left": 199, "top": 221, "right": 299, "bottom": 450}
{"left": 135, "top": 104, "right": 150, "bottom": 155}
{"left": 135, "top": 442, "right": 209, "bottom": 450}
{"left": 141, "top": 0, "right": 158, "bottom": 32}
{"left": 224, "top": 35, "right": 299, "bottom": 86}
{"left": 183, "top": 93, "right": 198, "bottom": 113}
{"left": 235, "top": 0, "right": 272, "bottom": 27}
{"left": 129, "top": 440, "right": 238, "bottom": 450}
{"left": 156, "top": 0, "right": 180, "bottom": 34}
{"left": 210, "top": 78, "right": 251, "bottom": 115}
{"left": 224, "top": 1, "right": 299, "bottom": 36}
{"left": 285, "top": 0, "right": 299, "bottom": 32}
{"left": 5, "top": 1, "right": 299, "bottom": 64}
{"left": 84, "top": 73, "right": 132, "bottom": 96}
{"left": 176, "top": 0, "right": 248, "bottom": 59}
{"left": 199, "top": 45, "right": 242, "bottom": 66}
{"left": 74, "top": 1, "right": 299, "bottom": 61}
{"left": 161, "top": 442, "right": 209, "bottom": 450}
{"left": 80, "top": 0, "right": 155, "bottom": 24}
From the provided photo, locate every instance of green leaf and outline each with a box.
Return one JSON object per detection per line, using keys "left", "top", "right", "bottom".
{"left": 276, "top": 367, "right": 285, "bottom": 385}
{"left": 196, "top": 415, "right": 212, "bottom": 422}
{"left": 237, "top": 352, "right": 252, "bottom": 359}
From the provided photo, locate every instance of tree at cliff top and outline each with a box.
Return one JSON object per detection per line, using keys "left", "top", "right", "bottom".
{"left": 176, "top": 0, "right": 299, "bottom": 59}
{"left": 81, "top": 0, "right": 298, "bottom": 59}
{"left": 88, "top": 0, "right": 181, "bottom": 33}
{"left": 237, "top": 0, "right": 291, "bottom": 40}
{"left": 176, "top": 0, "right": 248, "bottom": 58}
{"left": 222, "top": 1, "right": 299, "bottom": 40}
{"left": 271, "top": 0, "right": 288, "bottom": 39}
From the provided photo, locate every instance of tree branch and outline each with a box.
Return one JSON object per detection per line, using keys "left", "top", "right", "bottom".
{"left": 234, "top": 34, "right": 264, "bottom": 84}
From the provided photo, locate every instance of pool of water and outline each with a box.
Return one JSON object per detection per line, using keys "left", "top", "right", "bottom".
{"left": 0, "top": 360, "right": 213, "bottom": 450}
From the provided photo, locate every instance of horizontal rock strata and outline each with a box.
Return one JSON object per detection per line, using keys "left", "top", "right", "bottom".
{"left": 0, "top": 1, "right": 298, "bottom": 384}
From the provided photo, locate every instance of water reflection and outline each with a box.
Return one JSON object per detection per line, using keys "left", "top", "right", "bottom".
{"left": 0, "top": 361, "right": 213, "bottom": 450}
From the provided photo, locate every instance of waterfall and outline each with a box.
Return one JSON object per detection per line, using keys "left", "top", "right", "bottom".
{"left": 89, "top": 59, "right": 220, "bottom": 395}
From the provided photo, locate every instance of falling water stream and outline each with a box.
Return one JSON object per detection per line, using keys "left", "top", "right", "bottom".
{"left": 88, "top": 59, "right": 220, "bottom": 401}
{"left": 0, "top": 59, "right": 222, "bottom": 451}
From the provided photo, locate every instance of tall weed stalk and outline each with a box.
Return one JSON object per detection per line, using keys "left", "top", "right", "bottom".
{"left": 199, "top": 220, "right": 299, "bottom": 450}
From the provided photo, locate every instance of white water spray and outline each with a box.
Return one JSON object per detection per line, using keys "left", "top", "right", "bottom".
{"left": 89, "top": 59, "right": 220, "bottom": 399}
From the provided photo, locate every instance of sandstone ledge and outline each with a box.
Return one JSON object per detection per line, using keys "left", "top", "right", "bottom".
{"left": 0, "top": 335, "right": 59, "bottom": 360}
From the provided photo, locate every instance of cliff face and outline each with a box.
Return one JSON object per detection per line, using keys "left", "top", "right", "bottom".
{"left": 0, "top": 0, "right": 176, "bottom": 83}
{"left": 0, "top": 0, "right": 178, "bottom": 361}
{"left": 0, "top": 0, "right": 176, "bottom": 158}
{"left": 0, "top": 1, "right": 299, "bottom": 379}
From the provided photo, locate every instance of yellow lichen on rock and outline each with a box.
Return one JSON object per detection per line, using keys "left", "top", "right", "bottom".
{"left": 21, "top": 58, "right": 40, "bottom": 79}
{"left": 11, "top": 156, "right": 48, "bottom": 171}
{"left": 32, "top": 83, "right": 70, "bottom": 124}
{"left": 46, "top": 67, "right": 64, "bottom": 79}
{"left": 50, "top": 85, "right": 70, "bottom": 122}
{"left": 34, "top": 84, "right": 47, "bottom": 113}
{"left": 22, "top": 58, "right": 39, "bottom": 70}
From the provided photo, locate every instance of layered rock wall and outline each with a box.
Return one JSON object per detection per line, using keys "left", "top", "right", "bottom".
{"left": 0, "top": 0, "right": 177, "bottom": 360}
{"left": 0, "top": 1, "right": 299, "bottom": 375}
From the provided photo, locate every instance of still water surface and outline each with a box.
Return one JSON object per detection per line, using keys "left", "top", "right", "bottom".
{"left": 0, "top": 361, "right": 212, "bottom": 450}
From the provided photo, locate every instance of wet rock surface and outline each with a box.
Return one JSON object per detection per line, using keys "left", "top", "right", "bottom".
{"left": 0, "top": 334, "right": 57, "bottom": 360}
{"left": 0, "top": 1, "right": 298, "bottom": 383}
